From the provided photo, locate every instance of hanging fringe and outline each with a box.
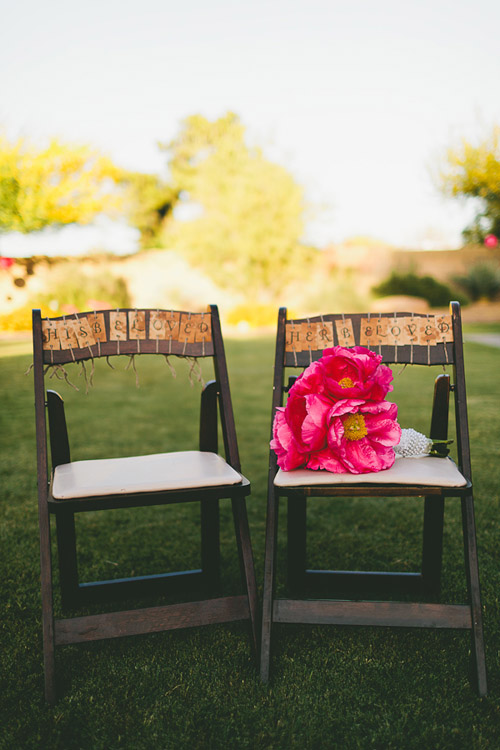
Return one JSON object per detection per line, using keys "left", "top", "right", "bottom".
{"left": 29, "top": 359, "right": 95, "bottom": 392}
{"left": 78, "top": 360, "right": 94, "bottom": 395}
{"left": 88, "top": 357, "right": 95, "bottom": 387}
{"left": 164, "top": 355, "right": 177, "bottom": 379}
{"left": 28, "top": 347, "right": 205, "bottom": 395}
{"left": 46, "top": 364, "right": 79, "bottom": 391}
{"left": 187, "top": 357, "right": 204, "bottom": 388}
{"left": 125, "top": 354, "right": 140, "bottom": 388}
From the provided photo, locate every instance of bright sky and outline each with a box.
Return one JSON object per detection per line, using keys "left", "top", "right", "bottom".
{"left": 1, "top": 0, "right": 499, "bottom": 256}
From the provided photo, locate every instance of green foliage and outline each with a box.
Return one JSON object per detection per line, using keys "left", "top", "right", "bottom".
{"left": 372, "top": 271, "right": 464, "bottom": 307}
{"left": 33, "top": 269, "right": 131, "bottom": 314}
{"left": 0, "top": 271, "right": 131, "bottom": 331}
{"left": 453, "top": 262, "right": 500, "bottom": 301}
{"left": 124, "top": 172, "right": 178, "bottom": 248}
{"left": 161, "top": 112, "right": 317, "bottom": 299}
{"left": 0, "top": 133, "right": 126, "bottom": 233}
{"left": 440, "top": 126, "right": 500, "bottom": 242}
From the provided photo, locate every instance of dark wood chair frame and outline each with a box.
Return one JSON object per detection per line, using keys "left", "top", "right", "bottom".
{"left": 33, "top": 305, "right": 258, "bottom": 704}
{"left": 260, "top": 301, "right": 487, "bottom": 695}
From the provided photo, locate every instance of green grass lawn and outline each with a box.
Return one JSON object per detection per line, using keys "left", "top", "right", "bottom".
{"left": 1, "top": 335, "right": 500, "bottom": 749}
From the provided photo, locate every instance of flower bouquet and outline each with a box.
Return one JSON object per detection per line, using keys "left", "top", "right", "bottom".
{"left": 271, "top": 345, "right": 402, "bottom": 474}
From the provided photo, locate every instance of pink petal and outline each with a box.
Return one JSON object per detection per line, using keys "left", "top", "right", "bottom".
{"left": 271, "top": 409, "right": 307, "bottom": 470}
{"left": 342, "top": 438, "right": 395, "bottom": 473}
{"left": 365, "top": 416, "right": 402, "bottom": 446}
{"left": 327, "top": 417, "right": 345, "bottom": 448}
{"left": 329, "top": 398, "right": 366, "bottom": 417}
{"left": 307, "top": 449, "right": 346, "bottom": 473}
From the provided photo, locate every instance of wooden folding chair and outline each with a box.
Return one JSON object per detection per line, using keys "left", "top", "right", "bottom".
{"left": 260, "top": 301, "right": 487, "bottom": 695}
{"left": 32, "top": 305, "right": 258, "bottom": 703}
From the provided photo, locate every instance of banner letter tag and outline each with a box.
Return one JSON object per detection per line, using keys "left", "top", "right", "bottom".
{"left": 386, "top": 318, "right": 405, "bottom": 347}
{"left": 74, "top": 316, "right": 96, "bottom": 347}
{"left": 57, "top": 319, "right": 79, "bottom": 350}
{"left": 417, "top": 317, "right": 439, "bottom": 346}
{"left": 109, "top": 312, "right": 128, "bottom": 341}
{"left": 374, "top": 317, "right": 389, "bottom": 346}
{"left": 435, "top": 315, "right": 453, "bottom": 343}
{"left": 400, "top": 317, "right": 419, "bottom": 345}
{"left": 180, "top": 314, "right": 197, "bottom": 343}
{"left": 359, "top": 318, "right": 376, "bottom": 347}
{"left": 87, "top": 313, "right": 107, "bottom": 342}
{"left": 316, "top": 321, "right": 334, "bottom": 350}
{"left": 164, "top": 311, "right": 180, "bottom": 340}
{"left": 194, "top": 313, "right": 212, "bottom": 342}
{"left": 300, "top": 322, "right": 316, "bottom": 352}
{"left": 149, "top": 311, "right": 167, "bottom": 339}
{"left": 335, "top": 318, "right": 355, "bottom": 347}
{"left": 128, "top": 311, "right": 146, "bottom": 340}
{"left": 42, "top": 320, "right": 61, "bottom": 350}
{"left": 285, "top": 322, "right": 303, "bottom": 352}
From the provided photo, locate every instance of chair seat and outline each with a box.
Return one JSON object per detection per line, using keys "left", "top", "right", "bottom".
{"left": 52, "top": 451, "right": 243, "bottom": 500}
{"left": 274, "top": 456, "right": 467, "bottom": 488}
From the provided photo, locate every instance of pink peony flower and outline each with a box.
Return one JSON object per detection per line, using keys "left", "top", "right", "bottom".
{"left": 271, "top": 345, "right": 400, "bottom": 474}
{"left": 292, "top": 345, "right": 394, "bottom": 401}
{"left": 272, "top": 393, "right": 401, "bottom": 474}
{"left": 307, "top": 399, "right": 401, "bottom": 474}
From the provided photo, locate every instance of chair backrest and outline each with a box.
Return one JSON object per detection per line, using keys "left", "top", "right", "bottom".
{"left": 270, "top": 301, "right": 471, "bottom": 480}
{"left": 32, "top": 305, "right": 242, "bottom": 503}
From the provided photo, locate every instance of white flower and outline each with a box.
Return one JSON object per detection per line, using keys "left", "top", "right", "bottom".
{"left": 394, "top": 428, "right": 433, "bottom": 458}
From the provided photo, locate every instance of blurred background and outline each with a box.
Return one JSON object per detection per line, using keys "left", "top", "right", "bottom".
{"left": 1, "top": 0, "right": 500, "bottom": 331}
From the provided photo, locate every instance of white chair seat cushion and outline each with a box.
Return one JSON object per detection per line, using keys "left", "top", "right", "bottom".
{"left": 51, "top": 451, "right": 243, "bottom": 500}
{"left": 274, "top": 456, "right": 467, "bottom": 488}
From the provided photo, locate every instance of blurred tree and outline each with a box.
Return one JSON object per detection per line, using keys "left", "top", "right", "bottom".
{"left": 0, "top": 134, "right": 125, "bottom": 233}
{"left": 124, "top": 172, "right": 178, "bottom": 248}
{"left": 161, "top": 112, "right": 317, "bottom": 298}
{"left": 440, "top": 126, "right": 500, "bottom": 243}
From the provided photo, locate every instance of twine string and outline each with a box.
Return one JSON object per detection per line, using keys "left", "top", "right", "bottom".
{"left": 47, "top": 364, "right": 79, "bottom": 391}
{"left": 186, "top": 356, "right": 204, "bottom": 388}
{"left": 125, "top": 354, "right": 140, "bottom": 387}
{"left": 164, "top": 355, "right": 177, "bottom": 378}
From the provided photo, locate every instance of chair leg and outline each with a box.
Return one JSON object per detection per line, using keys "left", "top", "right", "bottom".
{"left": 56, "top": 510, "right": 79, "bottom": 609}
{"left": 421, "top": 496, "right": 445, "bottom": 596}
{"left": 461, "top": 493, "right": 488, "bottom": 696}
{"left": 39, "top": 504, "right": 57, "bottom": 704}
{"left": 287, "top": 496, "right": 306, "bottom": 594}
{"left": 260, "top": 486, "right": 279, "bottom": 682}
{"left": 231, "top": 497, "right": 259, "bottom": 658}
{"left": 201, "top": 498, "right": 220, "bottom": 591}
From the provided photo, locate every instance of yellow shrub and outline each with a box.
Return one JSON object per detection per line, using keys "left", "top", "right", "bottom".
{"left": 226, "top": 303, "right": 296, "bottom": 329}
{"left": 0, "top": 304, "right": 62, "bottom": 332}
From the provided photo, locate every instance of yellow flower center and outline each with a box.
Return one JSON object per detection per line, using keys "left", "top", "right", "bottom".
{"left": 338, "top": 377, "right": 355, "bottom": 388}
{"left": 342, "top": 413, "right": 368, "bottom": 441}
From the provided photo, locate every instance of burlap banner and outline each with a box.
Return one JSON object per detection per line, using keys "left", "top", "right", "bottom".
{"left": 42, "top": 311, "right": 212, "bottom": 351}
{"left": 284, "top": 314, "right": 453, "bottom": 354}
